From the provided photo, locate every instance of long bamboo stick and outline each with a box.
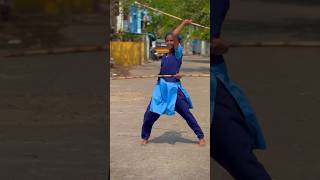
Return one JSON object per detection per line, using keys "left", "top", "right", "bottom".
{"left": 4, "top": 41, "right": 320, "bottom": 58}
{"left": 111, "top": 73, "right": 210, "bottom": 80}
{"left": 230, "top": 41, "right": 320, "bottom": 48}
{"left": 4, "top": 45, "right": 106, "bottom": 57}
{"left": 134, "top": 1, "right": 210, "bottom": 29}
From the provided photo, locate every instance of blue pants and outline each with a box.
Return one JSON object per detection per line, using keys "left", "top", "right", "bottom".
{"left": 212, "top": 79, "right": 271, "bottom": 180}
{"left": 141, "top": 89, "right": 204, "bottom": 140}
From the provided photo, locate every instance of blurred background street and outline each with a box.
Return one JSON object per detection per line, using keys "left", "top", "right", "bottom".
{"left": 0, "top": 1, "right": 108, "bottom": 179}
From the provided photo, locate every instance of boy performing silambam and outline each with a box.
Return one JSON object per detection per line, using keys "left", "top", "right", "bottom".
{"left": 141, "top": 19, "right": 206, "bottom": 146}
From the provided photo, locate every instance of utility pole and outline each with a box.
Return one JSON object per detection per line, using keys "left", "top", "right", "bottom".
{"left": 110, "top": 0, "right": 119, "bottom": 31}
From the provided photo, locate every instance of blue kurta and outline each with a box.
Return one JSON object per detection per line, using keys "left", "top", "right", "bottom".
{"left": 150, "top": 44, "right": 193, "bottom": 115}
{"left": 211, "top": 0, "right": 266, "bottom": 149}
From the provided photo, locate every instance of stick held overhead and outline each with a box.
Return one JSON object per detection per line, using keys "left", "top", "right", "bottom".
{"left": 111, "top": 74, "right": 210, "bottom": 80}
{"left": 134, "top": 1, "right": 210, "bottom": 29}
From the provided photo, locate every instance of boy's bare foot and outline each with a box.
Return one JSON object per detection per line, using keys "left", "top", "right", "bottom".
{"left": 141, "top": 139, "right": 148, "bottom": 145}
{"left": 198, "top": 138, "right": 206, "bottom": 146}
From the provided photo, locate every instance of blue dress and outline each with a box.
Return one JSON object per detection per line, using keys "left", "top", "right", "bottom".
{"left": 149, "top": 44, "right": 193, "bottom": 115}
{"left": 211, "top": 0, "right": 266, "bottom": 149}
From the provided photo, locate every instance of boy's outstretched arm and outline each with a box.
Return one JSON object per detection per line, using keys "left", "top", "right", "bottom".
{"left": 172, "top": 19, "right": 192, "bottom": 48}
{"left": 211, "top": 0, "right": 230, "bottom": 55}
{"left": 212, "top": 0, "right": 230, "bottom": 38}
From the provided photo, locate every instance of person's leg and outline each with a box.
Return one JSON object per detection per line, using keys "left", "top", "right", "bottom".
{"left": 212, "top": 79, "right": 271, "bottom": 180}
{"left": 141, "top": 102, "right": 160, "bottom": 141}
{"left": 175, "top": 89, "right": 205, "bottom": 141}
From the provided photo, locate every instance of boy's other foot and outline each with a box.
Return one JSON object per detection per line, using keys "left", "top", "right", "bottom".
{"left": 141, "top": 139, "right": 148, "bottom": 145}
{"left": 198, "top": 138, "right": 206, "bottom": 146}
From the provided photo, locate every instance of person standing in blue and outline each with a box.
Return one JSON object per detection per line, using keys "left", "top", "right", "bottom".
{"left": 211, "top": 0, "right": 271, "bottom": 179}
{"left": 141, "top": 19, "right": 206, "bottom": 146}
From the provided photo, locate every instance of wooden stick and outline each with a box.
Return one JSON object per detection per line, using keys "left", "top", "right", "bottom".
{"left": 111, "top": 74, "right": 210, "bottom": 80}
{"left": 134, "top": 1, "right": 210, "bottom": 29}
{"left": 4, "top": 45, "right": 107, "bottom": 57}
{"left": 4, "top": 41, "right": 320, "bottom": 58}
{"left": 230, "top": 41, "right": 320, "bottom": 48}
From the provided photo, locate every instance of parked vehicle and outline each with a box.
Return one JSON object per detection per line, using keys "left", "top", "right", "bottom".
{"left": 150, "top": 39, "right": 169, "bottom": 60}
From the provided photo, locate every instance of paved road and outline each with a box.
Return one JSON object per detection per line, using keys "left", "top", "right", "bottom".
{"left": 0, "top": 52, "right": 108, "bottom": 180}
{"left": 110, "top": 55, "right": 210, "bottom": 180}
{"left": 225, "top": 0, "right": 320, "bottom": 42}
{"left": 212, "top": 47, "right": 320, "bottom": 180}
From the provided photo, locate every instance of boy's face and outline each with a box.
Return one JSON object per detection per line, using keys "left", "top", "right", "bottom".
{"left": 165, "top": 34, "right": 174, "bottom": 49}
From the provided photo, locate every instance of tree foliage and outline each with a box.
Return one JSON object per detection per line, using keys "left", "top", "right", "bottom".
{"left": 119, "top": 0, "right": 209, "bottom": 41}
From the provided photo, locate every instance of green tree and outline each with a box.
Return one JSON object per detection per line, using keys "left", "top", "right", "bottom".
{"left": 120, "top": 0, "right": 209, "bottom": 41}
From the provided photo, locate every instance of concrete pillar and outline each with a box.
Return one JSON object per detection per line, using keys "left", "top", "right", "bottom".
{"left": 144, "top": 34, "right": 150, "bottom": 61}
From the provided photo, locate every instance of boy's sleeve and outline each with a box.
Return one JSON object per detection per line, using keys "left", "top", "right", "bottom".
{"left": 174, "top": 43, "right": 183, "bottom": 60}
{"left": 211, "top": 0, "right": 230, "bottom": 38}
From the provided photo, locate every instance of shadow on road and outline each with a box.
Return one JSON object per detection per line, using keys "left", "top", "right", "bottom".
{"left": 149, "top": 131, "right": 198, "bottom": 145}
